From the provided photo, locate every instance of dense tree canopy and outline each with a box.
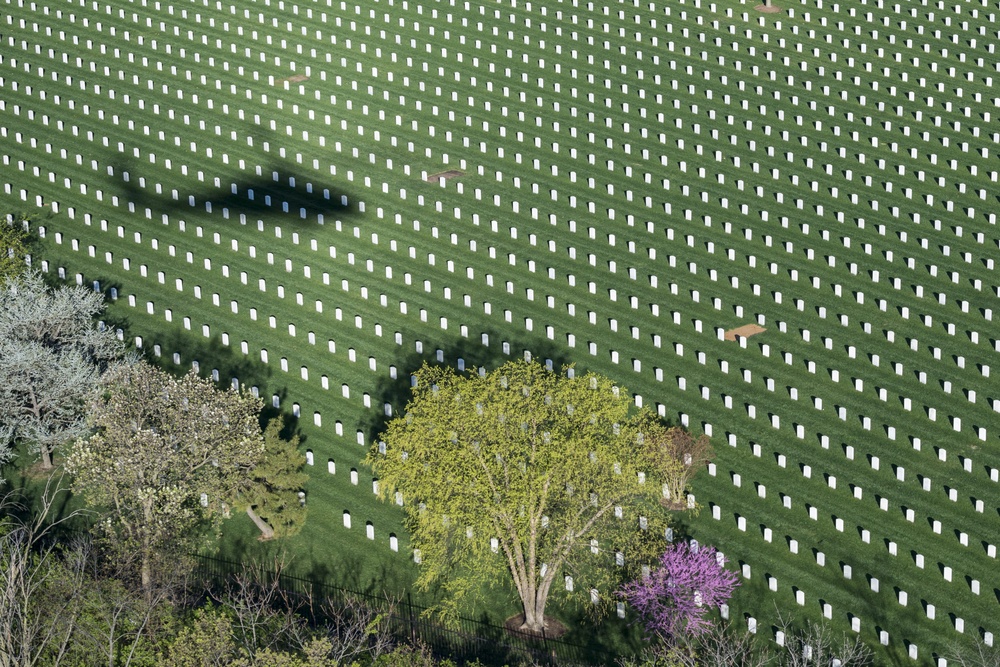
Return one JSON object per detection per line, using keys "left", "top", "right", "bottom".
{"left": 0, "top": 271, "right": 123, "bottom": 471}
{"left": 368, "top": 359, "right": 684, "bottom": 632}
{"left": 66, "top": 361, "right": 265, "bottom": 594}
{"left": 0, "top": 213, "right": 33, "bottom": 280}
{"left": 236, "top": 416, "right": 309, "bottom": 541}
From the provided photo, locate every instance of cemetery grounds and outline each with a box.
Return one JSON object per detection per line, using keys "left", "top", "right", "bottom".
{"left": 3, "top": 0, "right": 1000, "bottom": 661}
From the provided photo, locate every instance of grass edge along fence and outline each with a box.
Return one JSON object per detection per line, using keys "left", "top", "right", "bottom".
{"left": 193, "top": 555, "right": 619, "bottom": 667}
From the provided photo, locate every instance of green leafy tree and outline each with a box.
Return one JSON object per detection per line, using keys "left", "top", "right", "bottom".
{"left": 0, "top": 271, "right": 124, "bottom": 471}
{"left": 0, "top": 212, "right": 34, "bottom": 280}
{"left": 368, "top": 359, "right": 680, "bottom": 632}
{"left": 65, "top": 362, "right": 265, "bottom": 595}
{"left": 237, "top": 417, "right": 308, "bottom": 541}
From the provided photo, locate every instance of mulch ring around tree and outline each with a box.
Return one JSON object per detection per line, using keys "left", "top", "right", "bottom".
{"left": 503, "top": 613, "right": 569, "bottom": 639}
{"left": 724, "top": 323, "right": 767, "bottom": 341}
{"left": 425, "top": 170, "right": 464, "bottom": 183}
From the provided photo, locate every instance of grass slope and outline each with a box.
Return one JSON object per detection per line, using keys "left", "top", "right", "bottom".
{"left": 3, "top": 0, "right": 1000, "bottom": 661}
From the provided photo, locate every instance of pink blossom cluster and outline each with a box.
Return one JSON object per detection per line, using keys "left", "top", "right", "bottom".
{"left": 619, "top": 541, "right": 740, "bottom": 639}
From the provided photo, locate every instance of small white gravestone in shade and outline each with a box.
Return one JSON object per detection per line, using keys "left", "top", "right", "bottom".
{"left": 297, "top": 492, "right": 306, "bottom": 506}
{"left": 305, "top": 450, "right": 314, "bottom": 466}
{"left": 328, "top": 460, "right": 336, "bottom": 474}
{"left": 366, "top": 522, "right": 375, "bottom": 540}
{"left": 590, "top": 589, "right": 599, "bottom": 604}
{"left": 395, "top": 492, "right": 403, "bottom": 506}
{"left": 617, "top": 602, "right": 626, "bottom": 619}
{"left": 200, "top": 493, "right": 208, "bottom": 507}
{"left": 350, "top": 469, "right": 359, "bottom": 485}
{"left": 564, "top": 576, "right": 573, "bottom": 591}
{"left": 413, "top": 549, "right": 421, "bottom": 564}
{"left": 747, "top": 617, "right": 757, "bottom": 634}
{"left": 389, "top": 534, "right": 399, "bottom": 552}
{"left": 343, "top": 511, "right": 351, "bottom": 528}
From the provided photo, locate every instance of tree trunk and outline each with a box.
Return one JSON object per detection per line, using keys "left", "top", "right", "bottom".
{"left": 40, "top": 446, "right": 53, "bottom": 470}
{"left": 141, "top": 501, "right": 154, "bottom": 601}
{"left": 519, "top": 594, "right": 547, "bottom": 633}
{"left": 246, "top": 506, "right": 275, "bottom": 540}
{"left": 140, "top": 554, "right": 151, "bottom": 599}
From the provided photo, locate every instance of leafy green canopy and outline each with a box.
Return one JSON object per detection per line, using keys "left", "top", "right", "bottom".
{"left": 0, "top": 212, "right": 34, "bottom": 281}
{"left": 236, "top": 416, "right": 309, "bottom": 540}
{"left": 369, "top": 360, "right": 680, "bottom": 629}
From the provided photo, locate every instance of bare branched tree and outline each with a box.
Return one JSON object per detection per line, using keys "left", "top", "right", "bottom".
{"left": 775, "top": 611, "right": 872, "bottom": 667}
{"left": 695, "top": 623, "right": 773, "bottom": 667}
{"left": 317, "top": 593, "right": 397, "bottom": 665}
{"left": 943, "top": 635, "right": 1000, "bottom": 667}
{"left": 0, "top": 476, "right": 90, "bottom": 667}
{"left": 210, "top": 557, "right": 311, "bottom": 663}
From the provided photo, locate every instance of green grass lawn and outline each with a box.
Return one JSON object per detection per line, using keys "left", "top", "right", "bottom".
{"left": 4, "top": 0, "right": 1000, "bottom": 661}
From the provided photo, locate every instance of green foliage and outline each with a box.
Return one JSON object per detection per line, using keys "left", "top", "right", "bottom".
{"left": 161, "top": 606, "right": 237, "bottom": 667}
{"left": 236, "top": 416, "right": 309, "bottom": 540}
{"left": 0, "top": 212, "right": 33, "bottom": 280}
{"left": 65, "top": 361, "right": 265, "bottom": 593}
{"left": 368, "top": 359, "right": 680, "bottom": 630}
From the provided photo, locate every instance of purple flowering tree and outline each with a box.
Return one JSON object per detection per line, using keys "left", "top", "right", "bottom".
{"left": 619, "top": 541, "right": 740, "bottom": 642}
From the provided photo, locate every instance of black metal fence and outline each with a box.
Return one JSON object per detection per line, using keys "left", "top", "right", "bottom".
{"left": 193, "top": 555, "right": 618, "bottom": 666}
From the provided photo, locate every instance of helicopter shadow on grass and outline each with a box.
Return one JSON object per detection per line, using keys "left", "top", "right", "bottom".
{"left": 106, "top": 146, "right": 358, "bottom": 227}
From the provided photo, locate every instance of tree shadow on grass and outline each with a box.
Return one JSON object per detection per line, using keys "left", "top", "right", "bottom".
{"left": 141, "top": 327, "right": 301, "bottom": 439}
{"left": 360, "top": 328, "right": 573, "bottom": 446}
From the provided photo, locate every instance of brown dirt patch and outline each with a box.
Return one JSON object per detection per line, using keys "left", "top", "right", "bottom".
{"left": 754, "top": 3, "right": 782, "bottom": 11}
{"left": 425, "top": 170, "right": 464, "bottom": 183}
{"left": 275, "top": 74, "right": 309, "bottom": 84}
{"left": 503, "top": 613, "right": 568, "bottom": 639}
{"left": 724, "top": 324, "right": 767, "bottom": 341}
{"left": 19, "top": 460, "right": 61, "bottom": 480}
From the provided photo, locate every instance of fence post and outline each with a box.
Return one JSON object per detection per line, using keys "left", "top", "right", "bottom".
{"left": 407, "top": 591, "right": 417, "bottom": 646}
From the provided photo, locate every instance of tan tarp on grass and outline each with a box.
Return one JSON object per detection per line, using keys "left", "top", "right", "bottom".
{"left": 425, "top": 170, "right": 464, "bottom": 183}
{"left": 724, "top": 324, "right": 767, "bottom": 341}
